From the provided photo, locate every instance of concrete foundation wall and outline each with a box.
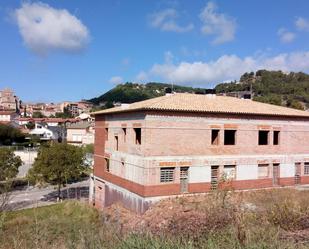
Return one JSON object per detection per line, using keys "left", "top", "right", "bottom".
{"left": 102, "top": 179, "right": 151, "bottom": 213}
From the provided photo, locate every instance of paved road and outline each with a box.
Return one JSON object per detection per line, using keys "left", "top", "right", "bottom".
{"left": 17, "top": 163, "right": 32, "bottom": 178}
{"left": 4, "top": 179, "right": 90, "bottom": 211}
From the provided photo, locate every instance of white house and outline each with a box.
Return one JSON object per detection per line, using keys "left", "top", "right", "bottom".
{"left": 29, "top": 123, "right": 55, "bottom": 140}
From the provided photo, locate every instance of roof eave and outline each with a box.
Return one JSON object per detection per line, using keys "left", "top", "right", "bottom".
{"left": 92, "top": 107, "right": 309, "bottom": 119}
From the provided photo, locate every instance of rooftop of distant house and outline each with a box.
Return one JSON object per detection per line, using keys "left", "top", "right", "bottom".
{"left": 0, "top": 111, "right": 17, "bottom": 115}
{"left": 91, "top": 93, "right": 309, "bottom": 118}
{"left": 66, "top": 121, "right": 93, "bottom": 129}
{"left": 18, "top": 117, "right": 78, "bottom": 123}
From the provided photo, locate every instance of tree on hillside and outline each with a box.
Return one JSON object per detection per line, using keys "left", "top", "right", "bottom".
{"left": 27, "top": 143, "right": 86, "bottom": 199}
{"left": 286, "top": 98, "right": 304, "bottom": 110}
{"left": 0, "top": 148, "right": 22, "bottom": 211}
{"left": 215, "top": 70, "right": 309, "bottom": 110}
{"left": 88, "top": 82, "right": 201, "bottom": 106}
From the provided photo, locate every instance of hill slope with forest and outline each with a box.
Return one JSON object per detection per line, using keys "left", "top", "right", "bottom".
{"left": 215, "top": 70, "right": 309, "bottom": 110}
{"left": 89, "top": 82, "right": 207, "bottom": 108}
{"left": 89, "top": 70, "right": 309, "bottom": 111}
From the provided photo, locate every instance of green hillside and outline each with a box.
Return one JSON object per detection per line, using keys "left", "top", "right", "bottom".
{"left": 89, "top": 82, "right": 207, "bottom": 108}
{"left": 215, "top": 70, "right": 309, "bottom": 110}
{"left": 89, "top": 70, "right": 309, "bottom": 111}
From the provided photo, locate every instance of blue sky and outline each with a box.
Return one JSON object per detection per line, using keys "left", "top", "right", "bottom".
{"left": 1, "top": 0, "right": 309, "bottom": 102}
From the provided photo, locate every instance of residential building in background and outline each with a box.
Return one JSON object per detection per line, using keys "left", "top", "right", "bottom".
{"left": 76, "top": 113, "right": 94, "bottom": 122}
{"left": 21, "top": 102, "right": 62, "bottom": 117}
{"left": 60, "top": 100, "right": 94, "bottom": 117}
{"left": 90, "top": 93, "right": 309, "bottom": 213}
{"left": 18, "top": 117, "right": 77, "bottom": 127}
{"left": 0, "top": 111, "right": 19, "bottom": 123}
{"left": 0, "top": 88, "right": 17, "bottom": 111}
{"left": 0, "top": 88, "right": 93, "bottom": 118}
{"left": 66, "top": 121, "right": 95, "bottom": 145}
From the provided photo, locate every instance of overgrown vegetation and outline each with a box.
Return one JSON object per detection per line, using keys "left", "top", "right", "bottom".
{"left": 1, "top": 189, "right": 309, "bottom": 248}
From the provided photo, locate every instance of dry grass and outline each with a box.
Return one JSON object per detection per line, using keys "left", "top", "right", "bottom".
{"left": 1, "top": 188, "right": 309, "bottom": 248}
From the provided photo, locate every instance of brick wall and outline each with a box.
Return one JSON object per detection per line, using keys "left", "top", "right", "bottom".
{"left": 144, "top": 112, "right": 309, "bottom": 156}
{"left": 93, "top": 110, "right": 309, "bottom": 209}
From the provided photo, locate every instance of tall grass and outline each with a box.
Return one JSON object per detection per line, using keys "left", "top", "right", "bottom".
{"left": 1, "top": 188, "right": 309, "bottom": 248}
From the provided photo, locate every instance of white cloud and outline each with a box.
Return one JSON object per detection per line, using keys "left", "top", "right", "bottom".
{"left": 295, "top": 17, "right": 309, "bottom": 31}
{"left": 199, "top": 1, "right": 236, "bottom": 44}
{"left": 109, "top": 76, "right": 123, "bottom": 85}
{"left": 277, "top": 28, "right": 296, "bottom": 43}
{"left": 137, "top": 51, "right": 309, "bottom": 85}
{"left": 149, "top": 8, "right": 194, "bottom": 33}
{"left": 14, "top": 2, "right": 89, "bottom": 55}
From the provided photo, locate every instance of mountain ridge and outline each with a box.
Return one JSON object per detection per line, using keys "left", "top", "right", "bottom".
{"left": 89, "top": 70, "right": 309, "bottom": 111}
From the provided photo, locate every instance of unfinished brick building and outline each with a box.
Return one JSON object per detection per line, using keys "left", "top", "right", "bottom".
{"left": 90, "top": 93, "right": 309, "bottom": 213}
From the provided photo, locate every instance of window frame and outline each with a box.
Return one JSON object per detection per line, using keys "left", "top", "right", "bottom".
{"left": 304, "top": 162, "right": 309, "bottom": 175}
{"left": 105, "top": 158, "right": 110, "bottom": 172}
{"left": 105, "top": 127, "right": 109, "bottom": 141}
{"left": 273, "top": 130, "right": 280, "bottom": 145}
{"left": 211, "top": 129, "right": 220, "bottom": 145}
{"left": 134, "top": 128, "right": 142, "bottom": 145}
{"left": 160, "top": 167, "right": 175, "bottom": 183}
{"left": 114, "top": 135, "right": 119, "bottom": 151}
{"left": 224, "top": 130, "right": 236, "bottom": 145}
{"left": 122, "top": 127, "right": 127, "bottom": 142}
{"left": 258, "top": 130, "right": 269, "bottom": 145}
{"left": 222, "top": 165, "right": 236, "bottom": 179}
{"left": 258, "top": 164, "right": 269, "bottom": 179}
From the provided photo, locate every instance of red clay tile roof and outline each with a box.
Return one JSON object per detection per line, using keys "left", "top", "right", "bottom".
{"left": 17, "top": 117, "right": 77, "bottom": 123}
{"left": 91, "top": 93, "right": 309, "bottom": 118}
{"left": 0, "top": 111, "right": 16, "bottom": 115}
